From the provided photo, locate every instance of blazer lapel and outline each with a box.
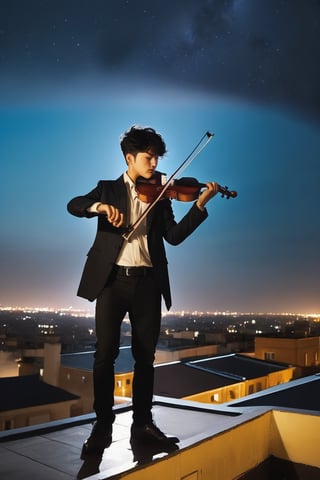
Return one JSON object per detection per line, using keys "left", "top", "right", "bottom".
{"left": 116, "top": 176, "right": 128, "bottom": 216}
{"left": 146, "top": 202, "right": 158, "bottom": 233}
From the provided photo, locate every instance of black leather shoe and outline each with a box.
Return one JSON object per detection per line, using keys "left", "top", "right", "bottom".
{"left": 130, "top": 422, "right": 179, "bottom": 444}
{"left": 80, "top": 421, "right": 112, "bottom": 459}
{"left": 130, "top": 436, "right": 179, "bottom": 464}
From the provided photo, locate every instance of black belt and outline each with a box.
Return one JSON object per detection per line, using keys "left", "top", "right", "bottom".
{"left": 114, "top": 265, "right": 153, "bottom": 277}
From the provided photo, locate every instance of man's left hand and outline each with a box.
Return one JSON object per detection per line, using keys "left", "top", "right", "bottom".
{"left": 196, "top": 182, "right": 219, "bottom": 211}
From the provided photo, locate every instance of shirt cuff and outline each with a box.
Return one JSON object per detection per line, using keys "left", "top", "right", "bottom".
{"left": 87, "top": 202, "right": 101, "bottom": 213}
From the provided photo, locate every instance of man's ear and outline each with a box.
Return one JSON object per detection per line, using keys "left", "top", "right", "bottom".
{"left": 126, "top": 153, "right": 135, "bottom": 165}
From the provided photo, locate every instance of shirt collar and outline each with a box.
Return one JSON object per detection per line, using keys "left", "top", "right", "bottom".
{"left": 123, "top": 172, "right": 137, "bottom": 199}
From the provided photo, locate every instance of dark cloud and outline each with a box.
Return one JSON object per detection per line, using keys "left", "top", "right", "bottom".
{"left": 1, "top": 0, "right": 320, "bottom": 120}
{"left": 135, "top": 0, "right": 320, "bottom": 120}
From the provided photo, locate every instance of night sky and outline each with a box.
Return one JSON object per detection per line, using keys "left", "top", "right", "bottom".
{"left": 1, "top": 0, "right": 320, "bottom": 314}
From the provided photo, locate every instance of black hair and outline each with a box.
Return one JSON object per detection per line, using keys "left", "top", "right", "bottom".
{"left": 120, "top": 125, "right": 167, "bottom": 157}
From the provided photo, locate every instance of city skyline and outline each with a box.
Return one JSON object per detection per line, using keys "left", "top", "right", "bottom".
{"left": 1, "top": 304, "right": 319, "bottom": 318}
{"left": 1, "top": 1, "right": 320, "bottom": 314}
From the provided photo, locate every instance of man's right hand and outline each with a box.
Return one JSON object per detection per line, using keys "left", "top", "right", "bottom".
{"left": 97, "top": 203, "right": 125, "bottom": 228}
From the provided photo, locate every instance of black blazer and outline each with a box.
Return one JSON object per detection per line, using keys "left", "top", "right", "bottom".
{"left": 67, "top": 175, "right": 208, "bottom": 309}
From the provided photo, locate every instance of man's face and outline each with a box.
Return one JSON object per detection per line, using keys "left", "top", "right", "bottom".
{"left": 126, "top": 151, "right": 159, "bottom": 181}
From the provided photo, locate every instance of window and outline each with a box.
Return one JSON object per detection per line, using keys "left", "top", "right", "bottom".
{"left": 265, "top": 352, "right": 275, "bottom": 361}
{"left": 248, "top": 385, "right": 254, "bottom": 395}
{"left": 126, "top": 379, "right": 131, "bottom": 385}
{"left": 116, "top": 380, "right": 122, "bottom": 388}
{"left": 211, "top": 393, "right": 219, "bottom": 403}
{"left": 4, "top": 419, "right": 13, "bottom": 430}
{"left": 256, "top": 382, "right": 262, "bottom": 392}
{"left": 229, "top": 390, "right": 236, "bottom": 399}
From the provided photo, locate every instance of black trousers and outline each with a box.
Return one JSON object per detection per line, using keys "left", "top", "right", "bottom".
{"left": 93, "top": 267, "right": 161, "bottom": 427}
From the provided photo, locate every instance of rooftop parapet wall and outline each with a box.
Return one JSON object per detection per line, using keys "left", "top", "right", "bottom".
{"left": 107, "top": 409, "right": 320, "bottom": 480}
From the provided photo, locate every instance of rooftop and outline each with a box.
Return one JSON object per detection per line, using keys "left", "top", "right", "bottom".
{"left": 154, "top": 361, "right": 235, "bottom": 397}
{"left": 228, "top": 373, "right": 320, "bottom": 412}
{"left": 0, "top": 400, "right": 243, "bottom": 480}
{"left": 188, "top": 353, "right": 289, "bottom": 379}
{"left": 61, "top": 347, "right": 134, "bottom": 373}
{"left": 61, "top": 350, "right": 291, "bottom": 401}
{"left": 153, "top": 353, "right": 291, "bottom": 398}
{"left": 1, "top": 375, "right": 320, "bottom": 479}
{"left": 0, "top": 375, "right": 79, "bottom": 412}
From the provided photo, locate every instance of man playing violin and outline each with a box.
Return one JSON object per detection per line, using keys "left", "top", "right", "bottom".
{"left": 67, "top": 125, "right": 219, "bottom": 458}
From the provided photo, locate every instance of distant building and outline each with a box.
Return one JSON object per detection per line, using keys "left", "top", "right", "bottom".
{"left": 0, "top": 343, "right": 295, "bottom": 429}
{"left": 0, "top": 374, "right": 79, "bottom": 431}
{"left": 59, "top": 347, "right": 134, "bottom": 416}
{"left": 285, "top": 318, "right": 311, "bottom": 337}
{"left": 154, "top": 354, "right": 294, "bottom": 404}
{"left": 226, "top": 372, "right": 320, "bottom": 419}
{"left": 59, "top": 350, "right": 294, "bottom": 412}
{"left": 255, "top": 335, "right": 320, "bottom": 377}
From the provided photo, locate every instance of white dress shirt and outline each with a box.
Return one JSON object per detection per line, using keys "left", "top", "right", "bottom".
{"left": 88, "top": 172, "right": 152, "bottom": 267}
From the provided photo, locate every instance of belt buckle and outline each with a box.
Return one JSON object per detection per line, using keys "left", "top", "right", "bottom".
{"left": 125, "top": 267, "right": 131, "bottom": 276}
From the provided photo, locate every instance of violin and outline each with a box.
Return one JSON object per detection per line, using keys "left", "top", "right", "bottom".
{"left": 122, "top": 131, "right": 237, "bottom": 241}
{"left": 136, "top": 174, "right": 237, "bottom": 203}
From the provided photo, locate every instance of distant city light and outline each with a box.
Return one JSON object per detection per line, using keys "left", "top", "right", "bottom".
{"left": 1, "top": 306, "right": 320, "bottom": 318}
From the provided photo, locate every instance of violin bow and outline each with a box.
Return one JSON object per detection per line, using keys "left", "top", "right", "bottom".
{"left": 122, "top": 131, "right": 214, "bottom": 241}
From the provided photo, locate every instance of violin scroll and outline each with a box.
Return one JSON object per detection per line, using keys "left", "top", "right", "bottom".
{"left": 218, "top": 185, "right": 238, "bottom": 199}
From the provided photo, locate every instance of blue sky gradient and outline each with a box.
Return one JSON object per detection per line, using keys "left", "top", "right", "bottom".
{"left": 1, "top": 1, "right": 319, "bottom": 313}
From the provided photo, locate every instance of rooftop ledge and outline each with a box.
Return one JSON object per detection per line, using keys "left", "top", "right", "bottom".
{"left": 0, "top": 396, "right": 319, "bottom": 480}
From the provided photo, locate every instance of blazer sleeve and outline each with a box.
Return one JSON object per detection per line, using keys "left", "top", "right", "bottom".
{"left": 161, "top": 200, "right": 208, "bottom": 246}
{"left": 67, "top": 182, "right": 103, "bottom": 218}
